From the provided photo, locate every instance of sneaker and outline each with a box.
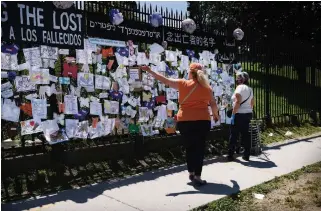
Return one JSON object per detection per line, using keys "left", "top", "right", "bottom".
{"left": 189, "top": 175, "right": 195, "bottom": 181}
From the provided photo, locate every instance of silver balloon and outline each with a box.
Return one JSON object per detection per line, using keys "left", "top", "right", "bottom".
{"left": 233, "top": 28, "right": 244, "bottom": 40}
{"left": 182, "top": 18, "right": 196, "bottom": 34}
{"left": 53, "top": 1, "right": 74, "bottom": 9}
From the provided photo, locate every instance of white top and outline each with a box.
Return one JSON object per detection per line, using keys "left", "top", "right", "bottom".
{"left": 232, "top": 84, "right": 253, "bottom": 114}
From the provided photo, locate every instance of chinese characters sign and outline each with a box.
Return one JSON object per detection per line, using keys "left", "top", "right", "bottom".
{"left": 163, "top": 27, "right": 226, "bottom": 49}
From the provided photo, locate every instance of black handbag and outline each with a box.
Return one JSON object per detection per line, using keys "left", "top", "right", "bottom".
{"left": 226, "top": 90, "right": 252, "bottom": 118}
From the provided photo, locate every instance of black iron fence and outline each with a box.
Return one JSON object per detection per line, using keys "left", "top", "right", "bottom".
{"left": 1, "top": 2, "right": 320, "bottom": 187}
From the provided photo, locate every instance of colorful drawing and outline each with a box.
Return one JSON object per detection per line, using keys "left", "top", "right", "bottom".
{"left": 30, "top": 69, "right": 50, "bottom": 84}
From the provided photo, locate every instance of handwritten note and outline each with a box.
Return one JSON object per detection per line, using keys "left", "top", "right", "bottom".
{"left": 166, "top": 88, "right": 178, "bottom": 100}
{"left": 2, "top": 82, "right": 12, "bottom": 90}
{"left": 78, "top": 73, "right": 94, "bottom": 88}
{"left": 104, "top": 100, "right": 119, "bottom": 114}
{"left": 15, "top": 76, "right": 36, "bottom": 92}
{"left": 129, "top": 69, "right": 140, "bottom": 81}
{"left": 2, "top": 89, "right": 14, "bottom": 98}
{"left": 76, "top": 49, "right": 92, "bottom": 64}
{"left": 31, "top": 99, "right": 47, "bottom": 121}
{"left": 95, "top": 75, "right": 111, "bottom": 90}
{"left": 65, "top": 119, "right": 79, "bottom": 138}
{"left": 1, "top": 99, "right": 20, "bottom": 122}
{"left": 138, "top": 107, "right": 149, "bottom": 123}
{"left": 1, "top": 53, "right": 18, "bottom": 70}
{"left": 64, "top": 95, "right": 78, "bottom": 114}
{"left": 40, "top": 45, "right": 58, "bottom": 60}
{"left": 90, "top": 101, "right": 102, "bottom": 116}
{"left": 23, "top": 47, "right": 42, "bottom": 67}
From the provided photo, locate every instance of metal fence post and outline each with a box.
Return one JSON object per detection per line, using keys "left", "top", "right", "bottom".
{"left": 264, "top": 20, "right": 272, "bottom": 127}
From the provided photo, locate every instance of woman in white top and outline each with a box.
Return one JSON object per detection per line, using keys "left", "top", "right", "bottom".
{"left": 228, "top": 72, "right": 254, "bottom": 161}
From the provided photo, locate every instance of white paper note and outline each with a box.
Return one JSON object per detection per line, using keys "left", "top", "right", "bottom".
{"left": 1, "top": 53, "right": 18, "bottom": 70}
{"left": 23, "top": 47, "right": 42, "bottom": 67}
{"left": 31, "top": 99, "right": 47, "bottom": 122}
{"left": 104, "top": 100, "right": 119, "bottom": 114}
{"left": 90, "top": 101, "right": 103, "bottom": 116}
{"left": 29, "top": 68, "right": 50, "bottom": 84}
{"left": 64, "top": 95, "right": 78, "bottom": 114}
{"left": 41, "top": 45, "right": 58, "bottom": 60}
{"left": 1, "top": 99, "right": 20, "bottom": 122}
{"left": 65, "top": 119, "right": 79, "bottom": 138}
{"left": 95, "top": 75, "right": 111, "bottom": 90}
{"left": 15, "top": 76, "right": 37, "bottom": 92}
{"left": 20, "top": 119, "right": 43, "bottom": 135}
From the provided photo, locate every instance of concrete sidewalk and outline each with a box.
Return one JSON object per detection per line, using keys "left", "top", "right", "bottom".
{"left": 2, "top": 134, "right": 321, "bottom": 211}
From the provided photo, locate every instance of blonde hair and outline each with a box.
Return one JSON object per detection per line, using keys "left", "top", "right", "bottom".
{"left": 191, "top": 70, "right": 210, "bottom": 88}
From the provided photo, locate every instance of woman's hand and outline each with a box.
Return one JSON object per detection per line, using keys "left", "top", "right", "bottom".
{"left": 213, "top": 112, "right": 220, "bottom": 123}
{"left": 140, "top": 65, "right": 151, "bottom": 72}
{"left": 139, "top": 65, "right": 180, "bottom": 89}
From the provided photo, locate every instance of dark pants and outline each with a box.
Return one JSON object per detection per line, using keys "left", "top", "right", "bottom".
{"left": 229, "top": 113, "right": 253, "bottom": 157}
{"left": 177, "top": 120, "right": 211, "bottom": 176}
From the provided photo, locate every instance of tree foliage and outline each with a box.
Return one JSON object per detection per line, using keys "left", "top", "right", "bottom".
{"left": 187, "top": 1, "right": 321, "bottom": 43}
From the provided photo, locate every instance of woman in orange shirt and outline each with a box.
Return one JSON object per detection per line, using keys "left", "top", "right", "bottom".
{"left": 140, "top": 63, "right": 219, "bottom": 186}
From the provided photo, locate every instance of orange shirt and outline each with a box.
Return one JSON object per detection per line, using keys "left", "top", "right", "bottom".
{"left": 176, "top": 79, "right": 213, "bottom": 122}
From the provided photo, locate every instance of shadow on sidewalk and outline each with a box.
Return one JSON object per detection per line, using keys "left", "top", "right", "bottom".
{"left": 234, "top": 159, "right": 277, "bottom": 169}
{"left": 264, "top": 134, "right": 320, "bottom": 151}
{"left": 3, "top": 134, "right": 319, "bottom": 210}
{"left": 1, "top": 156, "right": 226, "bottom": 211}
{"left": 166, "top": 180, "right": 240, "bottom": 196}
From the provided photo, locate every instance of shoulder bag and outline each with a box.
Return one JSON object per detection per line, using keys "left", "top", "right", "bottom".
{"left": 226, "top": 89, "right": 252, "bottom": 118}
{"left": 180, "top": 83, "right": 199, "bottom": 105}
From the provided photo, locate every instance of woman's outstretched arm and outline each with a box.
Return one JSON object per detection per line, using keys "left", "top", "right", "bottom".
{"left": 140, "top": 65, "right": 181, "bottom": 89}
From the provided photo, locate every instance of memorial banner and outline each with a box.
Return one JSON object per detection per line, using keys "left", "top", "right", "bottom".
{"left": 1, "top": 1, "right": 85, "bottom": 48}
{"left": 87, "top": 12, "right": 162, "bottom": 43}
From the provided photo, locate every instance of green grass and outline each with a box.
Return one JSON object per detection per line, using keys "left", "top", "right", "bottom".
{"left": 261, "top": 122, "right": 321, "bottom": 145}
{"left": 194, "top": 162, "right": 321, "bottom": 211}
